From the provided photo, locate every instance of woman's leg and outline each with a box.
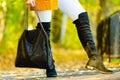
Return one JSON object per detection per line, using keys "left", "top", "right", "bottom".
{"left": 36, "top": 10, "right": 57, "bottom": 77}
{"left": 36, "top": 10, "right": 52, "bottom": 22}
{"left": 58, "top": 0, "right": 112, "bottom": 73}
{"left": 25, "top": 0, "right": 57, "bottom": 77}
{"left": 58, "top": 0, "right": 85, "bottom": 21}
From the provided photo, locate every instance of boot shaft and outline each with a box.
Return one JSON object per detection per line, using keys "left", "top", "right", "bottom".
{"left": 36, "top": 22, "right": 51, "bottom": 37}
{"left": 73, "top": 12, "right": 97, "bottom": 57}
{"left": 36, "top": 22, "right": 51, "bottom": 48}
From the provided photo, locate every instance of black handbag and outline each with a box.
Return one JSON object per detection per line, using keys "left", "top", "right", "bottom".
{"left": 15, "top": 9, "right": 53, "bottom": 69}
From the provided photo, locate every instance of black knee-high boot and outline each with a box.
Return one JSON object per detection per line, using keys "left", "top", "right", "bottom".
{"left": 73, "top": 12, "right": 112, "bottom": 74}
{"left": 36, "top": 22, "right": 57, "bottom": 77}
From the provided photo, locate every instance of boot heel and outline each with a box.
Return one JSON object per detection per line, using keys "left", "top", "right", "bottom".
{"left": 85, "top": 65, "right": 95, "bottom": 70}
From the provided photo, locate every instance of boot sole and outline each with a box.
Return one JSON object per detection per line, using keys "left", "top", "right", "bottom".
{"left": 85, "top": 65, "right": 112, "bottom": 74}
{"left": 47, "top": 75, "right": 57, "bottom": 77}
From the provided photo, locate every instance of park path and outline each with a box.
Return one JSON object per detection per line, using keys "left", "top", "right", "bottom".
{"left": 0, "top": 67, "right": 120, "bottom": 80}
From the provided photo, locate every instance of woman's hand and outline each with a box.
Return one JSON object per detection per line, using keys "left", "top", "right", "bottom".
{"left": 25, "top": 0, "right": 36, "bottom": 10}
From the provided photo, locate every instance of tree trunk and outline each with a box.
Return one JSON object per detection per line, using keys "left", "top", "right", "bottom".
{"left": 0, "top": 11, "right": 5, "bottom": 42}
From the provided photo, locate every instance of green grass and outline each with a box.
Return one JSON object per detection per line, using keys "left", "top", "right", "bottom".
{"left": 103, "top": 58, "right": 120, "bottom": 63}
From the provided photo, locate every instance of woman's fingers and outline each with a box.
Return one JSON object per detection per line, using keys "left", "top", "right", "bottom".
{"left": 25, "top": 0, "right": 36, "bottom": 9}
{"left": 30, "top": 0, "right": 35, "bottom": 7}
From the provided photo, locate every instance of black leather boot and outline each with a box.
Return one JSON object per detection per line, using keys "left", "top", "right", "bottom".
{"left": 73, "top": 12, "right": 112, "bottom": 74}
{"left": 37, "top": 22, "right": 57, "bottom": 77}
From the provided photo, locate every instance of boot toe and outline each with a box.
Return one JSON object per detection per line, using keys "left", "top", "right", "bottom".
{"left": 96, "top": 67, "right": 113, "bottom": 74}
{"left": 46, "top": 68, "right": 57, "bottom": 77}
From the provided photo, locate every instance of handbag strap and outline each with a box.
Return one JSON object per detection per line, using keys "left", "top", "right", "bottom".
{"left": 34, "top": 9, "right": 48, "bottom": 38}
{"left": 24, "top": 8, "right": 28, "bottom": 29}
{"left": 24, "top": 8, "right": 49, "bottom": 44}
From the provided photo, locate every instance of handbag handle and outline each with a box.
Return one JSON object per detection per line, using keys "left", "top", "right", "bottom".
{"left": 34, "top": 9, "right": 49, "bottom": 40}
{"left": 24, "top": 8, "right": 49, "bottom": 44}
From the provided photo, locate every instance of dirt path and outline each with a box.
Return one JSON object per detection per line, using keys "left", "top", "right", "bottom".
{"left": 0, "top": 67, "right": 120, "bottom": 80}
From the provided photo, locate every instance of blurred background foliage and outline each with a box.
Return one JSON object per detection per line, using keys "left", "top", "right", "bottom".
{"left": 0, "top": 0, "right": 120, "bottom": 70}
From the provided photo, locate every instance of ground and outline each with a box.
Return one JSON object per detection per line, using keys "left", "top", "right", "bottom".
{"left": 0, "top": 49, "right": 120, "bottom": 80}
{"left": 0, "top": 67, "right": 120, "bottom": 80}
